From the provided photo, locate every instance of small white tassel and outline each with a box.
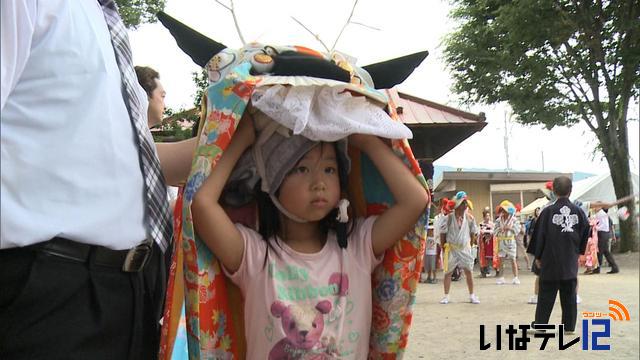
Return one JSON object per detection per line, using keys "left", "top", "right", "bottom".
{"left": 336, "top": 199, "right": 350, "bottom": 223}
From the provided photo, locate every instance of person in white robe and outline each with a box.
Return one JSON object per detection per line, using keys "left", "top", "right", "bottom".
{"left": 439, "top": 191, "right": 480, "bottom": 304}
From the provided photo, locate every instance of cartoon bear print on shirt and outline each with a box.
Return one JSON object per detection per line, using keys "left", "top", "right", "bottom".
{"left": 268, "top": 300, "right": 332, "bottom": 360}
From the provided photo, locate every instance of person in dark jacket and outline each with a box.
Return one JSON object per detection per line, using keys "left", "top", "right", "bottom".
{"left": 532, "top": 176, "right": 590, "bottom": 334}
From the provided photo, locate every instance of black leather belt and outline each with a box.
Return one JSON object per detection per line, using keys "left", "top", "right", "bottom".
{"left": 30, "top": 237, "right": 152, "bottom": 272}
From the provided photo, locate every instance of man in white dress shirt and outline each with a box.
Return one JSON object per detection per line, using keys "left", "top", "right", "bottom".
{"left": 0, "top": 1, "right": 195, "bottom": 359}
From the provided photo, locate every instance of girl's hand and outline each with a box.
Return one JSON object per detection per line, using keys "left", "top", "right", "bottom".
{"left": 192, "top": 110, "right": 255, "bottom": 273}
{"left": 361, "top": 133, "right": 428, "bottom": 256}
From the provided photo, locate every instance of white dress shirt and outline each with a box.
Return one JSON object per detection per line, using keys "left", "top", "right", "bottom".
{"left": 595, "top": 209, "right": 610, "bottom": 232}
{"left": 1, "top": 0, "right": 149, "bottom": 249}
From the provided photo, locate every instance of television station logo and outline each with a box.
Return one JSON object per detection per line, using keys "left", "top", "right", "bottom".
{"left": 479, "top": 299, "right": 631, "bottom": 351}
{"left": 606, "top": 299, "right": 631, "bottom": 321}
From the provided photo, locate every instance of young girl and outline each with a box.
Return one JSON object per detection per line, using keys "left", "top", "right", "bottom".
{"left": 191, "top": 109, "right": 427, "bottom": 359}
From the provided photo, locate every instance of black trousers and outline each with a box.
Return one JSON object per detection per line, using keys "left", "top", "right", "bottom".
{"left": 0, "top": 241, "right": 166, "bottom": 360}
{"left": 534, "top": 278, "right": 577, "bottom": 332}
{"left": 596, "top": 231, "right": 619, "bottom": 271}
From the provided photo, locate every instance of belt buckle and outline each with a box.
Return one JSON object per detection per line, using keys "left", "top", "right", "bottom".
{"left": 122, "top": 243, "right": 152, "bottom": 272}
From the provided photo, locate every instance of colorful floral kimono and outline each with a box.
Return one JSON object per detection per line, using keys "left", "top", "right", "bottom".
{"left": 155, "top": 12, "right": 430, "bottom": 359}
{"left": 579, "top": 217, "right": 599, "bottom": 269}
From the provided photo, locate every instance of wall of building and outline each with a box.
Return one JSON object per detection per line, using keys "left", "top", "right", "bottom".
{"left": 492, "top": 191, "right": 539, "bottom": 211}
{"left": 437, "top": 180, "right": 547, "bottom": 220}
{"left": 453, "top": 180, "right": 491, "bottom": 220}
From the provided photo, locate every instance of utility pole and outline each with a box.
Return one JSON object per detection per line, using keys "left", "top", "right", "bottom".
{"left": 541, "top": 150, "right": 545, "bottom": 172}
{"left": 504, "top": 111, "right": 510, "bottom": 172}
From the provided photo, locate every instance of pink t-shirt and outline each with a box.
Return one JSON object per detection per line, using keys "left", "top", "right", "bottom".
{"left": 224, "top": 216, "right": 382, "bottom": 359}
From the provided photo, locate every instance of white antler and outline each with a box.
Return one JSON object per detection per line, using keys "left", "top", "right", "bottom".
{"left": 331, "top": 0, "right": 380, "bottom": 53}
{"left": 290, "top": 16, "right": 331, "bottom": 53}
{"left": 215, "top": 0, "right": 246, "bottom": 46}
{"left": 349, "top": 21, "right": 381, "bottom": 31}
{"left": 331, "top": 0, "right": 359, "bottom": 53}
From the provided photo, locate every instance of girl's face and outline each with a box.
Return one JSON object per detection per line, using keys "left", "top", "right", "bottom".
{"left": 278, "top": 143, "right": 341, "bottom": 222}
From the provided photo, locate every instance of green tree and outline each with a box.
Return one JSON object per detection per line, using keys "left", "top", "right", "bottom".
{"left": 116, "top": 0, "right": 166, "bottom": 29}
{"left": 444, "top": 0, "right": 640, "bottom": 251}
{"left": 192, "top": 69, "right": 209, "bottom": 109}
{"left": 152, "top": 107, "right": 198, "bottom": 142}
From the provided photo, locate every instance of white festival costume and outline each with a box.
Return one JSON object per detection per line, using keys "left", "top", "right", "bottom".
{"left": 495, "top": 215, "right": 521, "bottom": 259}
{"left": 440, "top": 212, "right": 477, "bottom": 273}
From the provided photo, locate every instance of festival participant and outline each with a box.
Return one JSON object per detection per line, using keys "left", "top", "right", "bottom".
{"left": 525, "top": 208, "right": 541, "bottom": 251}
{"left": 438, "top": 191, "right": 480, "bottom": 304}
{"left": 591, "top": 208, "right": 620, "bottom": 274}
{"left": 157, "top": 9, "right": 431, "bottom": 357}
{"left": 478, "top": 207, "right": 495, "bottom": 277}
{"left": 192, "top": 112, "right": 427, "bottom": 357}
{"left": 532, "top": 176, "right": 589, "bottom": 335}
{"left": 575, "top": 196, "right": 636, "bottom": 275}
{"left": 433, "top": 198, "right": 453, "bottom": 280}
{"left": 494, "top": 200, "right": 522, "bottom": 285}
{"left": 135, "top": 65, "right": 183, "bottom": 212}
{"left": 514, "top": 206, "right": 531, "bottom": 271}
{"left": 421, "top": 224, "right": 438, "bottom": 284}
{"left": 580, "top": 209, "right": 600, "bottom": 275}
{"left": 135, "top": 65, "right": 166, "bottom": 128}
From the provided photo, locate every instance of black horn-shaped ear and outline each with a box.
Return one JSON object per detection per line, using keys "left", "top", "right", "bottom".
{"left": 157, "top": 11, "right": 227, "bottom": 67}
{"left": 362, "top": 51, "right": 429, "bottom": 89}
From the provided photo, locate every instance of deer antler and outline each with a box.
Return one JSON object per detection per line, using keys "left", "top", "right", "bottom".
{"left": 331, "top": 0, "right": 359, "bottom": 53}
{"left": 290, "top": 16, "right": 331, "bottom": 53}
{"left": 330, "top": 0, "right": 380, "bottom": 53}
{"left": 349, "top": 21, "right": 381, "bottom": 31}
{"left": 215, "top": 0, "right": 246, "bottom": 45}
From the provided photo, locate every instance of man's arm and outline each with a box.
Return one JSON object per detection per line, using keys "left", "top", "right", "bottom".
{"left": 587, "top": 195, "right": 637, "bottom": 212}
{"left": 156, "top": 137, "right": 198, "bottom": 186}
{"left": 1, "top": 0, "right": 37, "bottom": 111}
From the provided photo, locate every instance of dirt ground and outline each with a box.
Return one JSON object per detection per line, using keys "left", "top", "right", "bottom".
{"left": 405, "top": 252, "right": 640, "bottom": 359}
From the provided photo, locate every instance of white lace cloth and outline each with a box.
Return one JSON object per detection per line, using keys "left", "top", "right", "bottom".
{"left": 251, "top": 85, "right": 413, "bottom": 141}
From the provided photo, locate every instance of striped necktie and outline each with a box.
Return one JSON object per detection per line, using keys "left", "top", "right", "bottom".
{"left": 98, "top": 0, "right": 172, "bottom": 252}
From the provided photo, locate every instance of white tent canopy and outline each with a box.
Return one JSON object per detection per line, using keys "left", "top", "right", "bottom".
{"left": 520, "top": 197, "right": 548, "bottom": 216}
{"left": 570, "top": 173, "right": 639, "bottom": 204}
{"left": 519, "top": 173, "right": 639, "bottom": 220}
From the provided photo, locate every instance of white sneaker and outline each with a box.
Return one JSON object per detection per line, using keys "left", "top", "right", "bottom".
{"left": 577, "top": 295, "right": 582, "bottom": 304}
{"left": 440, "top": 296, "right": 449, "bottom": 304}
{"left": 496, "top": 277, "right": 505, "bottom": 285}
{"left": 528, "top": 295, "right": 538, "bottom": 304}
{"left": 420, "top": 273, "right": 428, "bottom": 283}
{"left": 470, "top": 294, "right": 480, "bottom": 304}
{"left": 512, "top": 277, "right": 521, "bottom": 285}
